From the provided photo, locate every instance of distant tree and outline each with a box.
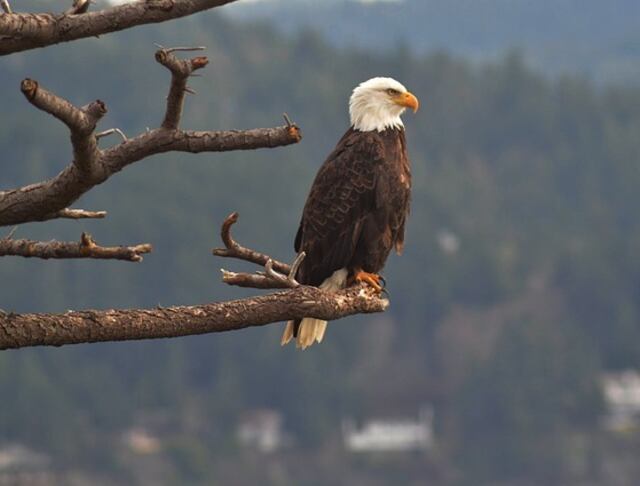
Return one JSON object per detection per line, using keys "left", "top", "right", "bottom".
{"left": 454, "top": 318, "right": 603, "bottom": 482}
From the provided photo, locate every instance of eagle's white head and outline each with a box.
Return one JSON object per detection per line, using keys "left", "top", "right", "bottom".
{"left": 349, "top": 77, "right": 419, "bottom": 132}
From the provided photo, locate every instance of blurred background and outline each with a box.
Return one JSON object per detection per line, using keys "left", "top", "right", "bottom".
{"left": 1, "top": 0, "right": 640, "bottom": 484}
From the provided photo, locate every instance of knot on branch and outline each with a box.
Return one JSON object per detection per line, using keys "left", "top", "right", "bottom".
{"left": 283, "top": 113, "right": 302, "bottom": 143}
{"left": 147, "top": 0, "right": 175, "bottom": 12}
{"left": 20, "top": 78, "right": 38, "bottom": 100}
{"left": 83, "top": 99, "right": 107, "bottom": 122}
{"left": 80, "top": 231, "right": 97, "bottom": 251}
{"left": 191, "top": 56, "right": 209, "bottom": 70}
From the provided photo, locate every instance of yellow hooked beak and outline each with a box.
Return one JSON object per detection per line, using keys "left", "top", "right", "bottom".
{"left": 394, "top": 91, "right": 419, "bottom": 113}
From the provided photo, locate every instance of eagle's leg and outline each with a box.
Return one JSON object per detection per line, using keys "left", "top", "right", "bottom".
{"left": 353, "top": 269, "right": 384, "bottom": 293}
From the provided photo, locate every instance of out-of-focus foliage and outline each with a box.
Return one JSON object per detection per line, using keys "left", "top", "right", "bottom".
{"left": 225, "top": 0, "right": 640, "bottom": 84}
{"left": 1, "top": 8, "right": 640, "bottom": 485}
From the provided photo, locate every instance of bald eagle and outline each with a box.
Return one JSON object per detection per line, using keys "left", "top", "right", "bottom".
{"left": 281, "top": 77, "right": 419, "bottom": 349}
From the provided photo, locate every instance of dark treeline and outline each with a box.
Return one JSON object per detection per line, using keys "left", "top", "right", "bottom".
{"left": 1, "top": 9, "right": 640, "bottom": 485}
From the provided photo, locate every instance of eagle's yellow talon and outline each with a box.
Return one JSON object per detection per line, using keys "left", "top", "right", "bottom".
{"left": 354, "top": 270, "right": 384, "bottom": 293}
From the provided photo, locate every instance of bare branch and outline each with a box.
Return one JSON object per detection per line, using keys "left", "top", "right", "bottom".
{"left": 0, "top": 232, "right": 152, "bottom": 261}
{"left": 156, "top": 48, "right": 209, "bottom": 129}
{"left": 214, "top": 215, "right": 305, "bottom": 288}
{"left": 0, "top": 285, "right": 388, "bottom": 350}
{"left": 221, "top": 269, "right": 293, "bottom": 289}
{"left": 0, "top": 0, "right": 239, "bottom": 56}
{"left": 0, "top": 65, "right": 302, "bottom": 228}
{"left": 212, "top": 212, "right": 292, "bottom": 274}
{"left": 221, "top": 251, "right": 303, "bottom": 289}
{"left": 0, "top": 0, "right": 11, "bottom": 14}
{"left": 57, "top": 208, "right": 106, "bottom": 219}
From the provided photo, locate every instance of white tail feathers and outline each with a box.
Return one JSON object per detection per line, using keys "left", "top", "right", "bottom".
{"left": 297, "top": 317, "right": 328, "bottom": 349}
{"left": 281, "top": 320, "right": 294, "bottom": 346}
{"left": 280, "top": 267, "right": 347, "bottom": 350}
{"left": 280, "top": 318, "right": 328, "bottom": 349}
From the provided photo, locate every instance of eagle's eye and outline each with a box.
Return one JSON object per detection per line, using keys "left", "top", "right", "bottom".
{"left": 386, "top": 88, "right": 401, "bottom": 96}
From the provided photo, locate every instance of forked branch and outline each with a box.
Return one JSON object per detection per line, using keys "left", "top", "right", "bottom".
{"left": 0, "top": 49, "right": 302, "bottom": 229}
{"left": 213, "top": 212, "right": 291, "bottom": 274}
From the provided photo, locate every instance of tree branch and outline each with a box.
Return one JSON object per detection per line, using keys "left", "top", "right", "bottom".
{"left": 213, "top": 212, "right": 291, "bottom": 274}
{"left": 0, "top": 0, "right": 239, "bottom": 56}
{"left": 0, "top": 214, "right": 389, "bottom": 350}
{"left": 0, "top": 232, "right": 152, "bottom": 261}
{"left": 0, "top": 51, "right": 302, "bottom": 228}
{"left": 0, "top": 285, "right": 387, "bottom": 351}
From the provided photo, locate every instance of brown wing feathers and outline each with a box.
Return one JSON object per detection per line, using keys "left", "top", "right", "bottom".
{"left": 294, "top": 128, "right": 386, "bottom": 286}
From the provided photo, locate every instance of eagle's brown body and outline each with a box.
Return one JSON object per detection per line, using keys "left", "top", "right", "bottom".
{"left": 292, "top": 126, "right": 411, "bottom": 337}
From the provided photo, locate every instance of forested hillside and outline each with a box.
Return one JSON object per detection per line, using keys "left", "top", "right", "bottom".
{"left": 226, "top": 0, "right": 640, "bottom": 84}
{"left": 1, "top": 8, "right": 640, "bottom": 485}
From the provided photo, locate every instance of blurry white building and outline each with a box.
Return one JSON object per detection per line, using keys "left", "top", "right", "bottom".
{"left": 0, "top": 444, "right": 49, "bottom": 472}
{"left": 236, "top": 409, "right": 288, "bottom": 453}
{"left": 122, "top": 427, "right": 162, "bottom": 455}
{"left": 342, "top": 407, "right": 434, "bottom": 452}
{"left": 602, "top": 370, "right": 640, "bottom": 432}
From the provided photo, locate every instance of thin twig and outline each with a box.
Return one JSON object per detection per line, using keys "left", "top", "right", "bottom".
{"left": 0, "top": 0, "right": 12, "bottom": 14}
{"left": 263, "top": 258, "right": 300, "bottom": 288}
{"left": 288, "top": 251, "right": 305, "bottom": 280}
{"left": 96, "top": 127, "right": 128, "bottom": 142}
{"left": 154, "top": 43, "right": 206, "bottom": 53}
{"left": 5, "top": 227, "right": 17, "bottom": 240}
{"left": 221, "top": 269, "right": 292, "bottom": 289}
{"left": 57, "top": 208, "right": 107, "bottom": 219}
